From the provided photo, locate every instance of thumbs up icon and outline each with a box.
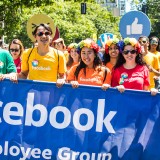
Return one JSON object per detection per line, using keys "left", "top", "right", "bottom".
{"left": 126, "top": 18, "right": 143, "bottom": 35}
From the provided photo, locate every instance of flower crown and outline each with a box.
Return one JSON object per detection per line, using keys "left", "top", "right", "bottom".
{"left": 78, "top": 39, "right": 100, "bottom": 54}
{"left": 123, "top": 37, "right": 137, "bottom": 46}
{"left": 67, "top": 43, "right": 78, "bottom": 53}
{"left": 123, "top": 37, "right": 141, "bottom": 54}
{"left": 105, "top": 38, "right": 119, "bottom": 47}
{"left": 105, "top": 38, "right": 124, "bottom": 54}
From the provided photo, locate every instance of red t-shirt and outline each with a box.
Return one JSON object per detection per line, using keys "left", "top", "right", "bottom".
{"left": 111, "top": 64, "right": 150, "bottom": 90}
{"left": 14, "top": 57, "right": 21, "bottom": 73}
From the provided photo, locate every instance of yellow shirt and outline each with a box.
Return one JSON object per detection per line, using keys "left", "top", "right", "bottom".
{"left": 152, "top": 51, "right": 160, "bottom": 63}
{"left": 64, "top": 50, "right": 69, "bottom": 62}
{"left": 143, "top": 52, "right": 159, "bottom": 89}
{"left": 21, "top": 47, "right": 66, "bottom": 82}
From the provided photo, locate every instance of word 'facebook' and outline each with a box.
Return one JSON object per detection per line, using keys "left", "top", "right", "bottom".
{"left": 0, "top": 93, "right": 116, "bottom": 133}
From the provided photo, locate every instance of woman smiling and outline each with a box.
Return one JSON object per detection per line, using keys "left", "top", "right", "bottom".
{"left": 111, "top": 37, "right": 158, "bottom": 95}
{"left": 67, "top": 39, "right": 111, "bottom": 90}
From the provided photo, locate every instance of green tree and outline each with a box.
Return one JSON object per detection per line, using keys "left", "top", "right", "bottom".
{"left": 1, "top": 1, "right": 120, "bottom": 47}
{"left": 146, "top": 0, "right": 160, "bottom": 37}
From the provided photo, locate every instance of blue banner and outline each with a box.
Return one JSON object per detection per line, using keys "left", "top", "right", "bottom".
{"left": 0, "top": 79, "right": 160, "bottom": 160}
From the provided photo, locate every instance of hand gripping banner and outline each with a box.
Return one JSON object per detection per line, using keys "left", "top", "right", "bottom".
{"left": 0, "top": 79, "right": 160, "bottom": 160}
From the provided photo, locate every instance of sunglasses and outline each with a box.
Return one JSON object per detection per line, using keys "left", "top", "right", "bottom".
{"left": 123, "top": 50, "right": 136, "bottom": 55}
{"left": 36, "top": 31, "right": 51, "bottom": 37}
{"left": 10, "top": 49, "right": 19, "bottom": 52}
{"left": 150, "top": 40, "right": 158, "bottom": 45}
{"left": 55, "top": 42, "right": 62, "bottom": 46}
{"left": 139, "top": 40, "right": 147, "bottom": 44}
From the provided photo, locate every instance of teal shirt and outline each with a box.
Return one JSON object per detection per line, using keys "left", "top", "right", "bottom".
{"left": 0, "top": 49, "right": 16, "bottom": 74}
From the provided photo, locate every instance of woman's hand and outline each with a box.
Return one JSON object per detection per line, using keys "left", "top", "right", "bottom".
{"left": 150, "top": 88, "right": 158, "bottom": 96}
{"left": 70, "top": 81, "right": 79, "bottom": 88}
{"left": 101, "top": 84, "right": 110, "bottom": 91}
{"left": 117, "top": 85, "right": 125, "bottom": 93}
{"left": 8, "top": 73, "right": 18, "bottom": 83}
{"left": 56, "top": 78, "right": 65, "bottom": 88}
{"left": 2, "top": 73, "right": 18, "bottom": 83}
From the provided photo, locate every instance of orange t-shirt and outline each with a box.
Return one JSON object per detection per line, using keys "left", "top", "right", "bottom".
{"left": 67, "top": 62, "right": 79, "bottom": 71}
{"left": 106, "top": 62, "right": 114, "bottom": 72}
{"left": 67, "top": 65, "right": 111, "bottom": 86}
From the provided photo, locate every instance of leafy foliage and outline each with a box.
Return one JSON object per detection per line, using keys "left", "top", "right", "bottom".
{"left": 146, "top": 0, "right": 160, "bottom": 37}
{"left": 0, "top": 1, "right": 120, "bottom": 47}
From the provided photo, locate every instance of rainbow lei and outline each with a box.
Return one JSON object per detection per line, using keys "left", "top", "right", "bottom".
{"left": 105, "top": 38, "right": 119, "bottom": 47}
{"left": 78, "top": 40, "right": 99, "bottom": 53}
{"left": 123, "top": 37, "right": 141, "bottom": 54}
{"left": 124, "top": 37, "right": 137, "bottom": 47}
{"left": 67, "top": 43, "right": 78, "bottom": 53}
{"left": 105, "top": 38, "right": 124, "bottom": 54}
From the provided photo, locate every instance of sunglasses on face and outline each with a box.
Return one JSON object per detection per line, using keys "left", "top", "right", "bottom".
{"left": 54, "top": 42, "right": 62, "bottom": 47}
{"left": 122, "top": 50, "right": 136, "bottom": 55}
{"left": 10, "top": 49, "right": 20, "bottom": 52}
{"left": 150, "top": 40, "right": 158, "bottom": 45}
{"left": 139, "top": 40, "right": 147, "bottom": 44}
{"left": 36, "top": 31, "right": 51, "bottom": 37}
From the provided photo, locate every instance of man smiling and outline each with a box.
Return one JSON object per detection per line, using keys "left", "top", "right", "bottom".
{"left": 18, "top": 14, "right": 66, "bottom": 85}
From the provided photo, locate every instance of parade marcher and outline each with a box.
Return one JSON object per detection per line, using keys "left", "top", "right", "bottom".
{"left": 149, "top": 36, "right": 160, "bottom": 61}
{"left": 138, "top": 35, "right": 160, "bottom": 89}
{"left": 0, "top": 48, "right": 17, "bottom": 82}
{"left": 67, "top": 39, "right": 111, "bottom": 90}
{"left": 51, "top": 38, "right": 69, "bottom": 62}
{"left": 18, "top": 14, "right": 66, "bottom": 86}
{"left": 111, "top": 37, "right": 158, "bottom": 95}
{"left": 9, "top": 39, "right": 24, "bottom": 73}
{"left": 103, "top": 37, "right": 123, "bottom": 72}
{"left": 66, "top": 43, "right": 80, "bottom": 71}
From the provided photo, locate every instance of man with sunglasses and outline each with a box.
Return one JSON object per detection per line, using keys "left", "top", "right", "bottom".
{"left": 18, "top": 23, "right": 66, "bottom": 86}
{"left": 138, "top": 36, "right": 160, "bottom": 89}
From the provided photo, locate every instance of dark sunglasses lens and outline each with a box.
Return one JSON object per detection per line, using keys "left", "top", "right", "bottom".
{"left": 37, "top": 32, "right": 50, "bottom": 36}
{"left": 123, "top": 50, "right": 136, "bottom": 55}
{"left": 10, "top": 49, "right": 19, "bottom": 52}
{"left": 37, "top": 32, "right": 43, "bottom": 36}
{"left": 45, "top": 32, "right": 50, "bottom": 36}
{"left": 130, "top": 50, "right": 136, "bottom": 54}
{"left": 123, "top": 51, "right": 129, "bottom": 55}
{"left": 139, "top": 41, "right": 146, "bottom": 44}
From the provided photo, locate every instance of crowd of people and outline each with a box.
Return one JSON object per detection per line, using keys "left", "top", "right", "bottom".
{"left": 0, "top": 22, "right": 160, "bottom": 96}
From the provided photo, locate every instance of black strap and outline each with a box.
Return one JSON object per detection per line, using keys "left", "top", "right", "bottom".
{"left": 27, "top": 48, "right": 34, "bottom": 67}
{"left": 103, "top": 67, "right": 108, "bottom": 83}
{"left": 27, "top": 48, "right": 60, "bottom": 79}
